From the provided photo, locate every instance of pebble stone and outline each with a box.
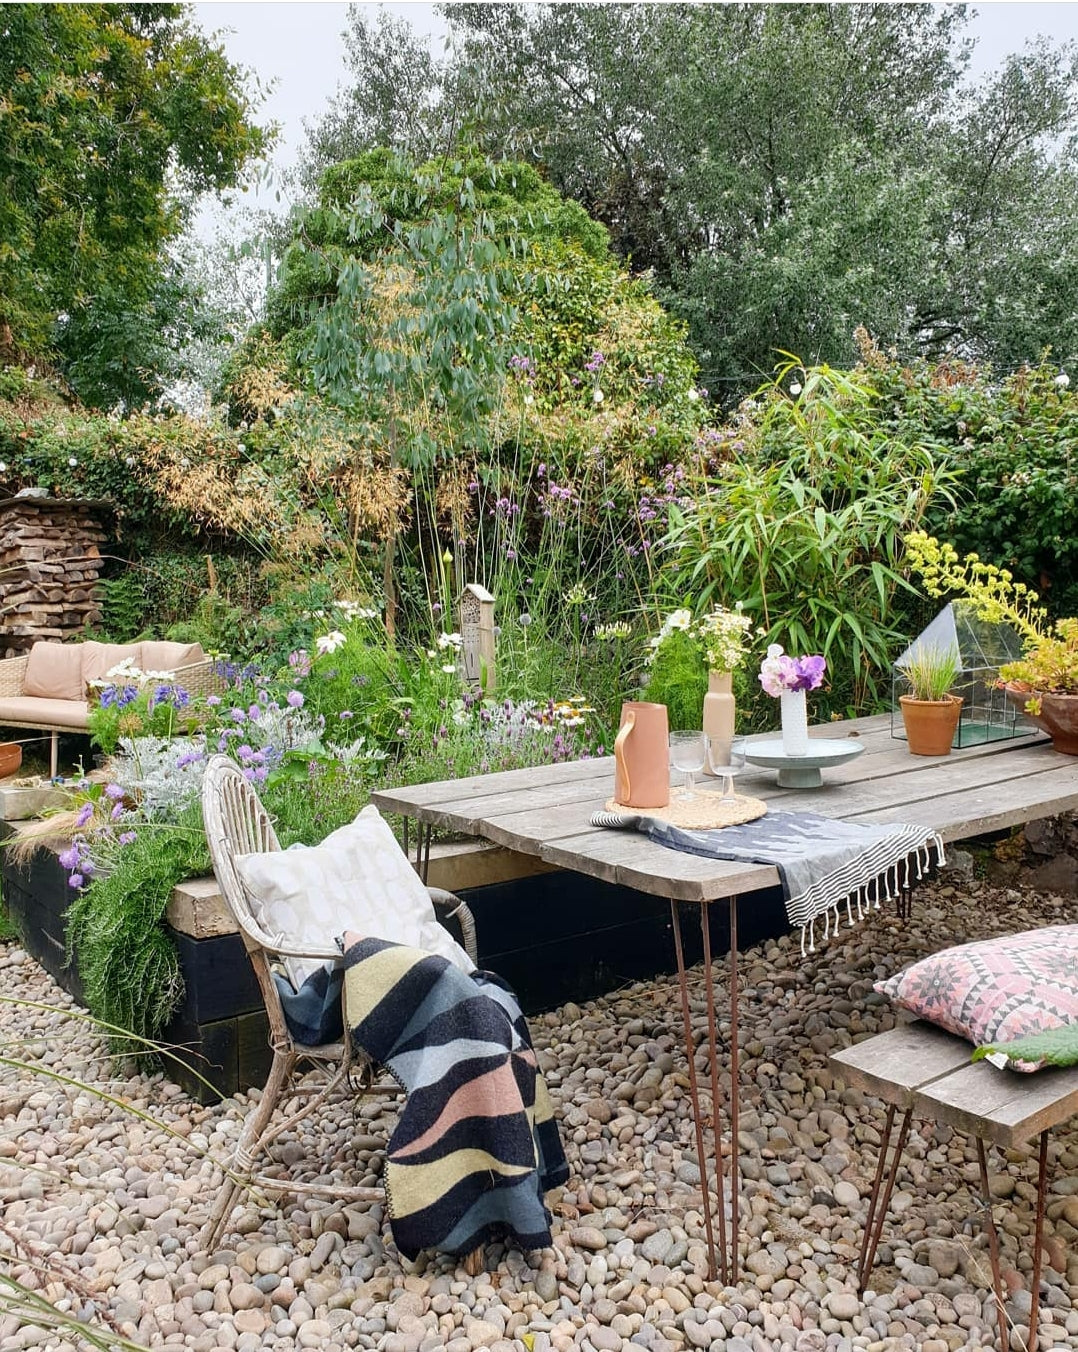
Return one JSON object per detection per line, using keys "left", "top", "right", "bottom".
{"left": 2, "top": 872, "right": 1077, "bottom": 1352}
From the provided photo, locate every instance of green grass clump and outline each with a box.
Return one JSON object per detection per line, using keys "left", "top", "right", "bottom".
{"left": 66, "top": 805, "right": 210, "bottom": 1047}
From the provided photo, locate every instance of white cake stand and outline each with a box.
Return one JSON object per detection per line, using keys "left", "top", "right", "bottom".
{"left": 742, "top": 737, "right": 865, "bottom": 788}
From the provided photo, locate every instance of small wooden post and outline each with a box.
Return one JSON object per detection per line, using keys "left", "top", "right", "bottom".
{"left": 460, "top": 583, "right": 496, "bottom": 694}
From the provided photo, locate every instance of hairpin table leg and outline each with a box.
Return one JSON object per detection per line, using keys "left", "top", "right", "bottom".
{"left": 670, "top": 899, "right": 726, "bottom": 1283}
{"left": 699, "top": 901, "right": 730, "bottom": 1285}
{"left": 856, "top": 1103, "right": 911, "bottom": 1292}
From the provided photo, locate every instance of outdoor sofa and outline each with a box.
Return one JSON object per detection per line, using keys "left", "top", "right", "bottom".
{"left": 0, "top": 639, "right": 222, "bottom": 775}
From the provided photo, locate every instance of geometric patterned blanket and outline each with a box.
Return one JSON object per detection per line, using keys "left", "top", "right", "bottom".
{"left": 342, "top": 935, "right": 568, "bottom": 1260}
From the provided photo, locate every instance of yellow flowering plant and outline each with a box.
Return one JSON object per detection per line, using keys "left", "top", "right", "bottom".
{"left": 904, "top": 531, "right": 1078, "bottom": 704}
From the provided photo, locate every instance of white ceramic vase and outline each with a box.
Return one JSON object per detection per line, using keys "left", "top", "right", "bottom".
{"left": 780, "top": 688, "right": 809, "bottom": 757}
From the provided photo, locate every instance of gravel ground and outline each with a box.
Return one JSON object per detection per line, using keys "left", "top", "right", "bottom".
{"left": 1, "top": 867, "right": 1076, "bottom": 1352}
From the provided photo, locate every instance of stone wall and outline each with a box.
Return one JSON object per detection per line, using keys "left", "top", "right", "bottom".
{"left": 0, "top": 496, "right": 108, "bottom": 656}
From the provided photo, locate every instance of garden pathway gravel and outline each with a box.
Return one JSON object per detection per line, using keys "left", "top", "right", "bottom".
{"left": 1, "top": 867, "right": 1077, "bottom": 1351}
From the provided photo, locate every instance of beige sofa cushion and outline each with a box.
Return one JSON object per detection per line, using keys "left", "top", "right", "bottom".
{"left": 0, "top": 696, "right": 90, "bottom": 730}
{"left": 81, "top": 641, "right": 142, "bottom": 685}
{"left": 138, "top": 640, "right": 206, "bottom": 673}
{"left": 23, "top": 642, "right": 85, "bottom": 701}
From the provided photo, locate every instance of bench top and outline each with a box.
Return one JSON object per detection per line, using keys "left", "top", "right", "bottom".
{"left": 831, "top": 1021, "right": 1078, "bottom": 1147}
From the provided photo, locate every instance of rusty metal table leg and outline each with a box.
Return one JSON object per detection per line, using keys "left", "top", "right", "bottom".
{"left": 856, "top": 1103, "right": 912, "bottom": 1294}
{"left": 1028, "top": 1129, "right": 1048, "bottom": 1349}
{"left": 698, "top": 902, "right": 730, "bottom": 1284}
{"left": 409, "top": 821, "right": 432, "bottom": 884}
{"left": 727, "top": 896, "right": 741, "bottom": 1283}
{"left": 976, "top": 1138, "right": 1009, "bottom": 1352}
{"left": 670, "top": 899, "right": 727, "bottom": 1283}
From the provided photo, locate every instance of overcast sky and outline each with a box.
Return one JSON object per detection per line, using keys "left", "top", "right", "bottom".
{"left": 190, "top": 1, "right": 1078, "bottom": 234}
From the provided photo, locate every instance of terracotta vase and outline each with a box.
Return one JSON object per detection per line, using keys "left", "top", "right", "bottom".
{"left": 0, "top": 743, "right": 21, "bottom": 779}
{"left": 702, "top": 670, "right": 735, "bottom": 775}
{"left": 899, "top": 694, "right": 963, "bottom": 756}
{"left": 613, "top": 701, "right": 670, "bottom": 808}
{"left": 1004, "top": 685, "right": 1078, "bottom": 754}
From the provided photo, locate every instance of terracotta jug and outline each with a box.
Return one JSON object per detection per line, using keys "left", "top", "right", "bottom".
{"left": 613, "top": 701, "right": 670, "bottom": 808}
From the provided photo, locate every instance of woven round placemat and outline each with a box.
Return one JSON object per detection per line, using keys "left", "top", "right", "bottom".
{"left": 605, "top": 788, "right": 767, "bottom": 830}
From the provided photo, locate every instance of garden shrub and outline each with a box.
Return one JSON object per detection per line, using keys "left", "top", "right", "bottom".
{"left": 662, "top": 355, "right": 959, "bottom": 720}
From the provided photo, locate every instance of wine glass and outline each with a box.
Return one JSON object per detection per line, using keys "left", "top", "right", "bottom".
{"left": 669, "top": 731, "right": 706, "bottom": 798}
{"left": 707, "top": 735, "right": 747, "bottom": 798}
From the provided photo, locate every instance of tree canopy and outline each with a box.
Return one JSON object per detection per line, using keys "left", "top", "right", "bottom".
{"left": 0, "top": 2, "right": 268, "bottom": 407}
{"left": 304, "top": 2, "right": 1078, "bottom": 397}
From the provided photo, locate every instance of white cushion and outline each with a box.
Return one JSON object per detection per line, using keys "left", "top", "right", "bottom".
{"left": 234, "top": 804, "right": 474, "bottom": 988}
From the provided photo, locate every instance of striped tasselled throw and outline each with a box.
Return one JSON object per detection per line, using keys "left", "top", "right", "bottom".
{"left": 342, "top": 935, "right": 568, "bottom": 1260}
{"left": 591, "top": 808, "right": 944, "bottom": 956}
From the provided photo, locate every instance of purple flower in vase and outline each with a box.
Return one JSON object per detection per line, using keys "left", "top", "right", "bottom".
{"left": 758, "top": 644, "right": 827, "bottom": 696}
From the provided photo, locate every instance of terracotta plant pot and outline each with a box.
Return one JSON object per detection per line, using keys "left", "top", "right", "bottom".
{"left": 1004, "top": 685, "right": 1078, "bottom": 754}
{"left": 0, "top": 742, "right": 22, "bottom": 779}
{"left": 899, "top": 694, "right": 964, "bottom": 756}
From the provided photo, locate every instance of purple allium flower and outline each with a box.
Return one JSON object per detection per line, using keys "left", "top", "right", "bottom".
{"left": 58, "top": 845, "right": 80, "bottom": 871}
{"left": 206, "top": 694, "right": 222, "bottom": 706}
{"left": 286, "top": 690, "right": 304, "bottom": 708}
{"left": 68, "top": 873, "right": 84, "bottom": 889}
{"left": 230, "top": 707, "right": 246, "bottom": 722}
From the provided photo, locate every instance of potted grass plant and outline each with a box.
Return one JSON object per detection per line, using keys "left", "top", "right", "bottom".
{"left": 896, "top": 641, "right": 963, "bottom": 755}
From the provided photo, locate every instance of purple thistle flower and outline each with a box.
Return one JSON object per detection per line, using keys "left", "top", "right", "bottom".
{"left": 286, "top": 690, "right": 304, "bottom": 708}
{"left": 68, "top": 872, "right": 84, "bottom": 889}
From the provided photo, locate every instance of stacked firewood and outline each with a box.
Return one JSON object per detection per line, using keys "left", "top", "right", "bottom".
{"left": 0, "top": 498, "right": 108, "bottom": 656}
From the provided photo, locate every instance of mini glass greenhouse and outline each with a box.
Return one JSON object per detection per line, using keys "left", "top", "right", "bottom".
{"left": 891, "top": 601, "right": 1035, "bottom": 748}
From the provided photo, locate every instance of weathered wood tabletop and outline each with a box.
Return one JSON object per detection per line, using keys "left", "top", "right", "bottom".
{"left": 372, "top": 714, "right": 1078, "bottom": 903}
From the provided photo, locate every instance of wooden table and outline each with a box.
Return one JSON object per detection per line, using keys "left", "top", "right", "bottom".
{"left": 372, "top": 715, "right": 1077, "bottom": 1283}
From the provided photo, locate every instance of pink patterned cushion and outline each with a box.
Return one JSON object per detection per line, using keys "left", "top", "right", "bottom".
{"left": 874, "top": 925, "right": 1078, "bottom": 1071}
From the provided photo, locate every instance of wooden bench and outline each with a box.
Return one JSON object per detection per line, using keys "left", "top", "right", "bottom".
{"left": 831, "top": 1021, "right": 1078, "bottom": 1350}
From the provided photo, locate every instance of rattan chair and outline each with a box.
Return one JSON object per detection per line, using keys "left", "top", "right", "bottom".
{"left": 199, "top": 754, "right": 480, "bottom": 1257}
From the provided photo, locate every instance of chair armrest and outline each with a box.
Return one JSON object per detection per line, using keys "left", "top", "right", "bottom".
{"left": 0, "top": 654, "right": 29, "bottom": 697}
{"left": 231, "top": 908, "right": 340, "bottom": 963}
{"left": 428, "top": 886, "right": 478, "bottom": 966}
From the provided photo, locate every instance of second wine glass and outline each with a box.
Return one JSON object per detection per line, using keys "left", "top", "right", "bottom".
{"left": 707, "top": 735, "right": 747, "bottom": 798}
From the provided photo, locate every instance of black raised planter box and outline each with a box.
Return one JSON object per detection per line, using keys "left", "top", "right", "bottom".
{"left": 0, "top": 827, "right": 271, "bottom": 1103}
{"left": 1, "top": 826, "right": 789, "bottom": 1103}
